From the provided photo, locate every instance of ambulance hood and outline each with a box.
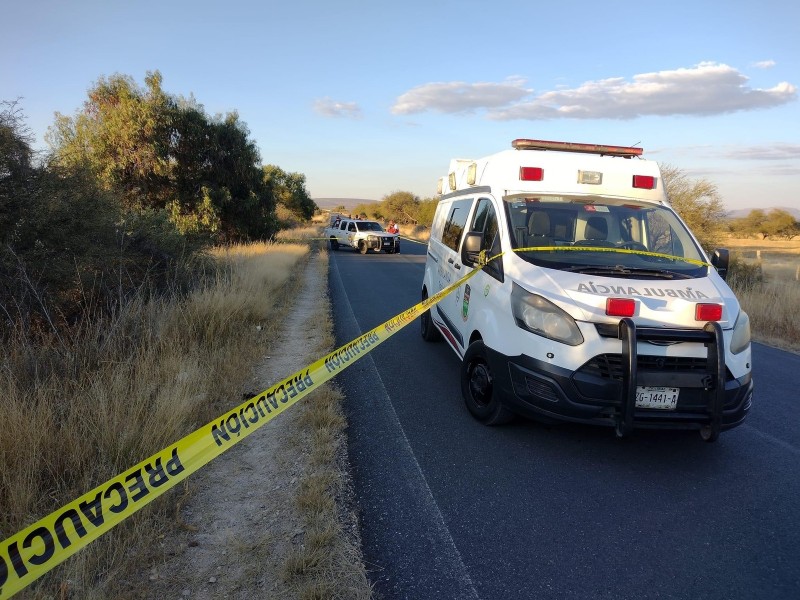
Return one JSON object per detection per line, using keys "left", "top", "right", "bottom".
{"left": 511, "top": 262, "right": 739, "bottom": 329}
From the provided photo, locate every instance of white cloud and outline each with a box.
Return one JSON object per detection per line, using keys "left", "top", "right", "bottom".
{"left": 391, "top": 77, "right": 530, "bottom": 115}
{"left": 392, "top": 63, "right": 797, "bottom": 121}
{"left": 752, "top": 60, "right": 776, "bottom": 69}
{"left": 723, "top": 143, "right": 800, "bottom": 160}
{"left": 313, "top": 97, "right": 362, "bottom": 118}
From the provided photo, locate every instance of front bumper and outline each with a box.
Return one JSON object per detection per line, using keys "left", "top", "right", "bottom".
{"left": 488, "top": 319, "right": 752, "bottom": 435}
{"left": 365, "top": 235, "right": 400, "bottom": 252}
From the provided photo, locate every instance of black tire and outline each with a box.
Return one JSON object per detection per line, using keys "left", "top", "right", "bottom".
{"left": 461, "top": 341, "right": 514, "bottom": 425}
{"left": 420, "top": 290, "right": 442, "bottom": 342}
{"left": 359, "top": 241, "right": 368, "bottom": 254}
{"left": 329, "top": 237, "right": 339, "bottom": 251}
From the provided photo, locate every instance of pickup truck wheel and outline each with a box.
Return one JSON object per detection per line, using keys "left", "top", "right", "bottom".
{"left": 420, "top": 290, "right": 442, "bottom": 342}
{"left": 329, "top": 237, "right": 339, "bottom": 251}
{"left": 358, "top": 241, "right": 368, "bottom": 254}
{"left": 461, "top": 341, "right": 514, "bottom": 425}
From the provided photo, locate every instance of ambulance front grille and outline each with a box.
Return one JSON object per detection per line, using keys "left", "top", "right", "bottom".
{"left": 580, "top": 354, "right": 710, "bottom": 381}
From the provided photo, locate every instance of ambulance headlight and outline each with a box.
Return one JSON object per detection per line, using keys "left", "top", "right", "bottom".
{"left": 511, "top": 283, "right": 583, "bottom": 346}
{"left": 730, "top": 310, "right": 751, "bottom": 355}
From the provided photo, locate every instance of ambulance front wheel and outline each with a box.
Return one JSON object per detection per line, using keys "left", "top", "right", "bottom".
{"left": 461, "top": 341, "right": 514, "bottom": 425}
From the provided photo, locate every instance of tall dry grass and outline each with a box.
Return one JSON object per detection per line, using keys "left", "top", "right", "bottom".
{"left": 725, "top": 237, "right": 800, "bottom": 352}
{"left": 1, "top": 241, "right": 310, "bottom": 598}
{"left": 732, "top": 281, "right": 800, "bottom": 351}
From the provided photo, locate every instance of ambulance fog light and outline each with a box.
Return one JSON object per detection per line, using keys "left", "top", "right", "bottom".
{"left": 731, "top": 310, "right": 751, "bottom": 355}
{"left": 511, "top": 283, "right": 583, "bottom": 346}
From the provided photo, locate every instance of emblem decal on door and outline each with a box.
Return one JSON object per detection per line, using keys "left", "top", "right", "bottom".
{"left": 462, "top": 284, "right": 471, "bottom": 321}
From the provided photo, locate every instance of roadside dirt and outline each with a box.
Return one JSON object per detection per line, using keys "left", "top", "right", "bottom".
{"left": 139, "top": 250, "right": 362, "bottom": 599}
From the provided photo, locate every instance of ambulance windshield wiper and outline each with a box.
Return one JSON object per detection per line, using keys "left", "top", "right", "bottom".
{"left": 563, "top": 265, "right": 691, "bottom": 279}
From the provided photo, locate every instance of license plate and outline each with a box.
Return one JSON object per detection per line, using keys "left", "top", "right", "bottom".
{"left": 635, "top": 386, "right": 679, "bottom": 410}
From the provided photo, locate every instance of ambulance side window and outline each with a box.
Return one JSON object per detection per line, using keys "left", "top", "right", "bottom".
{"left": 441, "top": 199, "right": 473, "bottom": 252}
{"left": 470, "top": 198, "right": 503, "bottom": 281}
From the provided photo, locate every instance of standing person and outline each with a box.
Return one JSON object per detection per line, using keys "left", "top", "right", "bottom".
{"left": 387, "top": 220, "right": 399, "bottom": 234}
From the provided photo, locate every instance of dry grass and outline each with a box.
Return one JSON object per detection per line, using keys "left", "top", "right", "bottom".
{"left": 399, "top": 223, "right": 430, "bottom": 242}
{"left": 724, "top": 236, "right": 800, "bottom": 352}
{"left": 279, "top": 250, "right": 373, "bottom": 600}
{"left": 730, "top": 278, "right": 800, "bottom": 352}
{"left": 1, "top": 241, "right": 312, "bottom": 598}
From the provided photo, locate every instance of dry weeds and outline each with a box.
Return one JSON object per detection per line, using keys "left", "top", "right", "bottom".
{"left": 2, "top": 237, "right": 371, "bottom": 598}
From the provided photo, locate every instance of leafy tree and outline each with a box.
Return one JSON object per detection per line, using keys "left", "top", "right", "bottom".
{"left": 47, "top": 72, "right": 172, "bottom": 210}
{"left": 263, "top": 165, "right": 316, "bottom": 222}
{"left": 417, "top": 197, "right": 439, "bottom": 227}
{"left": 47, "top": 71, "right": 277, "bottom": 242}
{"left": 1, "top": 102, "right": 191, "bottom": 332}
{"left": 729, "top": 209, "right": 768, "bottom": 238}
{"left": 659, "top": 164, "right": 726, "bottom": 251}
{"left": 728, "top": 208, "right": 799, "bottom": 239}
{"left": 762, "top": 209, "right": 799, "bottom": 239}
{"left": 382, "top": 190, "right": 420, "bottom": 224}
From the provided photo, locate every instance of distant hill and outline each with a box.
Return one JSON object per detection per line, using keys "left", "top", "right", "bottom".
{"left": 726, "top": 206, "right": 800, "bottom": 220}
{"left": 314, "top": 197, "right": 379, "bottom": 211}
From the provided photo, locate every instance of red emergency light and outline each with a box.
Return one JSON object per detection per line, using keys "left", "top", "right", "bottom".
{"left": 520, "top": 167, "right": 544, "bottom": 181}
{"left": 606, "top": 298, "right": 636, "bottom": 317}
{"left": 632, "top": 175, "right": 657, "bottom": 189}
{"left": 695, "top": 303, "right": 723, "bottom": 321}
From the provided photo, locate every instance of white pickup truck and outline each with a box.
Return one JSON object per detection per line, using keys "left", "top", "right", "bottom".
{"left": 325, "top": 216, "right": 400, "bottom": 254}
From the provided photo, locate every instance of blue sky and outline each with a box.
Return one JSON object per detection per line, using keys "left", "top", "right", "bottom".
{"left": 2, "top": 0, "right": 799, "bottom": 211}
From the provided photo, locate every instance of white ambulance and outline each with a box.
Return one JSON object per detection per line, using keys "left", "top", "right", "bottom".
{"left": 420, "top": 139, "right": 752, "bottom": 441}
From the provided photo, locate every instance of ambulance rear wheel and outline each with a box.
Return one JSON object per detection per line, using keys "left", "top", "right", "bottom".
{"left": 461, "top": 341, "right": 513, "bottom": 425}
{"left": 420, "top": 290, "right": 442, "bottom": 342}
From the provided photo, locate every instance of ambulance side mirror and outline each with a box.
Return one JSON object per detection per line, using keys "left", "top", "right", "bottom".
{"left": 461, "top": 232, "right": 483, "bottom": 267}
{"left": 711, "top": 248, "right": 729, "bottom": 281}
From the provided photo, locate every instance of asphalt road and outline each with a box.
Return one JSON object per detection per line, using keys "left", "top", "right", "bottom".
{"left": 329, "top": 238, "right": 800, "bottom": 600}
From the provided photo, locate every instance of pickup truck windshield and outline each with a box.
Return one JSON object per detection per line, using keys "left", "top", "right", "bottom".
{"left": 504, "top": 196, "right": 708, "bottom": 279}
{"left": 357, "top": 221, "right": 385, "bottom": 232}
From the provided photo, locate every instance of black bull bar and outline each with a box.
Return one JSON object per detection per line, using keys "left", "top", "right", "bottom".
{"left": 616, "top": 317, "right": 725, "bottom": 441}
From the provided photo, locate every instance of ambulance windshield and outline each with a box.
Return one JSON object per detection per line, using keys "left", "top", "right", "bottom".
{"left": 504, "top": 196, "right": 708, "bottom": 278}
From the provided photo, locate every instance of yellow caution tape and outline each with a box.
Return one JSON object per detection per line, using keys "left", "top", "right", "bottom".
{"left": 514, "top": 245, "right": 710, "bottom": 267}
{"left": 0, "top": 251, "right": 487, "bottom": 599}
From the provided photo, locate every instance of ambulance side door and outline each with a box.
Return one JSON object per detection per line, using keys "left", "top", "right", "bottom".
{"left": 434, "top": 197, "right": 475, "bottom": 353}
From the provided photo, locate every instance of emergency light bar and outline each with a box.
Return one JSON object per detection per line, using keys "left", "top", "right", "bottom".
{"left": 512, "top": 138, "right": 643, "bottom": 158}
